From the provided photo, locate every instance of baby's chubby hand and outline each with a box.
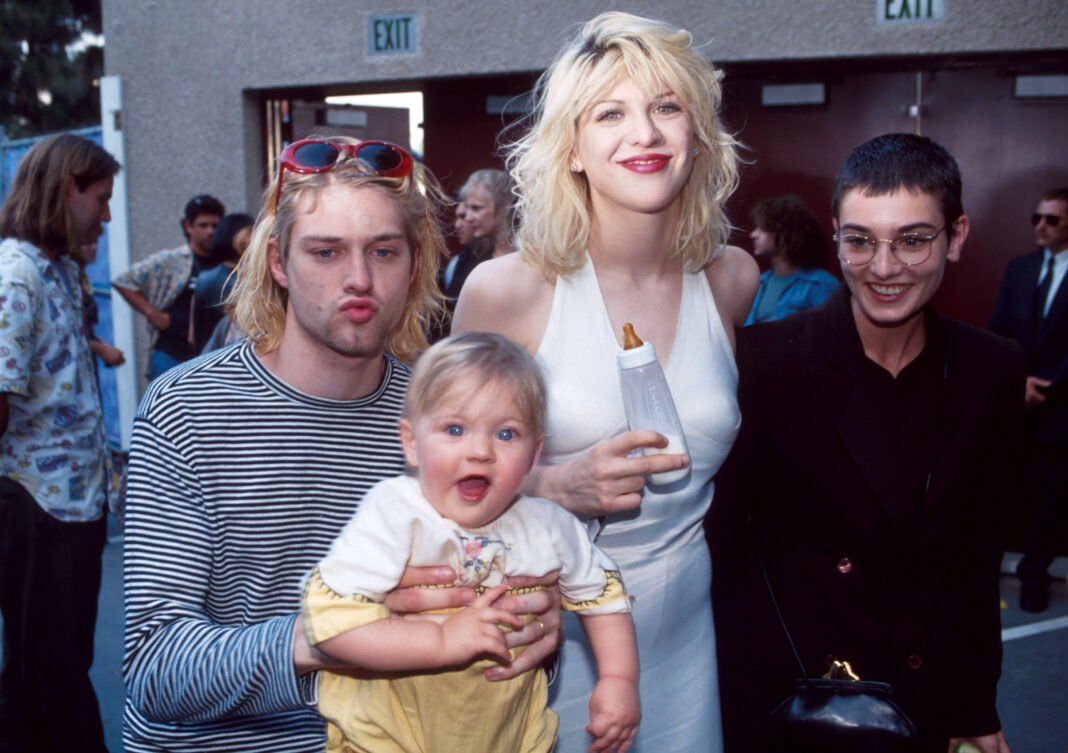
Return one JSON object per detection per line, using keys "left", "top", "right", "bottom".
{"left": 438, "top": 584, "right": 524, "bottom": 666}
{"left": 586, "top": 676, "right": 640, "bottom": 753}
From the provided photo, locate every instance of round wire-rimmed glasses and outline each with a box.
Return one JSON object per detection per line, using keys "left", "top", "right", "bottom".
{"left": 834, "top": 226, "right": 945, "bottom": 267}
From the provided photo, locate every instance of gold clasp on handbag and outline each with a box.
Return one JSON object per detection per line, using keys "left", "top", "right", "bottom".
{"left": 823, "top": 659, "right": 861, "bottom": 681}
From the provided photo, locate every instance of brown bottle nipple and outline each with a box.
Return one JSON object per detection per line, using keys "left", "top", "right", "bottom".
{"left": 622, "top": 323, "right": 644, "bottom": 350}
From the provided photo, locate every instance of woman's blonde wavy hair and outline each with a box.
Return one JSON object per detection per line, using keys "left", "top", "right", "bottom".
{"left": 230, "top": 139, "right": 447, "bottom": 362}
{"left": 507, "top": 12, "right": 739, "bottom": 277}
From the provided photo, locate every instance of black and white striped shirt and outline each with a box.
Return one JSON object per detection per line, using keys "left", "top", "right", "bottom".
{"left": 122, "top": 340, "right": 410, "bottom": 752}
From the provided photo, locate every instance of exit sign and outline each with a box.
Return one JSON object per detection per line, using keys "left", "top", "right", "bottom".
{"left": 877, "top": 0, "right": 945, "bottom": 24}
{"left": 368, "top": 13, "right": 418, "bottom": 56}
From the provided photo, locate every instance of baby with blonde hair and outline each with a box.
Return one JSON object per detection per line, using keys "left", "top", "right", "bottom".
{"left": 302, "top": 332, "right": 640, "bottom": 753}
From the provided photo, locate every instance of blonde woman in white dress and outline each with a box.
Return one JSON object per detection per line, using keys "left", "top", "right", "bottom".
{"left": 454, "top": 13, "right": 758, "bottom": 753}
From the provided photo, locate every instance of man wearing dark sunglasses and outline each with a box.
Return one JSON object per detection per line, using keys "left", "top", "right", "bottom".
{"left": 119, "top": 139, "right": 561, "bottom": 753}
{"left": 990, "top": 186, "right": 1068, "bottom": 613}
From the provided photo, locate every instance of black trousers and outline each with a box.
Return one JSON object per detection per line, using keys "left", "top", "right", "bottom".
{"left": 1017, "top": 439, "right": 1068, "bottom": 585}
{"left": 0, "top": 477, "right": 108, "bottom": 753}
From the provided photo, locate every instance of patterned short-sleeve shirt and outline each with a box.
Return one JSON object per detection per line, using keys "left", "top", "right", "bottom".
{"left": 0, "top": 237, "right": 111, "bottom": 521}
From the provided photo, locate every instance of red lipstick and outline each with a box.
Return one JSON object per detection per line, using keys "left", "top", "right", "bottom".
{"left": 619, "top": 153, "right": 670, "bottom": 173}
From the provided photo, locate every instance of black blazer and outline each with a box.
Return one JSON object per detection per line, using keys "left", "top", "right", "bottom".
{"left": 711, "top": 289, "right": 1025, "bottom": 752}
{"left": 990, "top": 250, "right": 1068, "bottom": 442}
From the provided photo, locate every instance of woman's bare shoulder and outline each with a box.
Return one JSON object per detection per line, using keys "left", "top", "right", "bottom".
{"left": 452, "top": 254, "right": 555, "bottom": 351}
{"left": 704, "top": 245, "right": 759, "bottom": 331}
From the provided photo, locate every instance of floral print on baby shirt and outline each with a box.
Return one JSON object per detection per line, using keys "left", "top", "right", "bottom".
{"left": 459, "top": 534, "right": 511, "bottom": 582}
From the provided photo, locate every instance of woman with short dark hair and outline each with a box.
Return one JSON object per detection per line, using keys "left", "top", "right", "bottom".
{"left": 713, "top": 134, "right": 1021, "bottom": 753}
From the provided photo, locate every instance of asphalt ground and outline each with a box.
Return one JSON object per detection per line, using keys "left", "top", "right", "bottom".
{"left": 5, "top": 517, "right": 1067, "bottom": 752}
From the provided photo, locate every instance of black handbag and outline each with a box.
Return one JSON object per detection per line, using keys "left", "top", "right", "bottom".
{"left": 759, "top": 552, "right": 919, "bottom": 753}
{"left": 768, "top": 671, "right": 918, "bottom": 752}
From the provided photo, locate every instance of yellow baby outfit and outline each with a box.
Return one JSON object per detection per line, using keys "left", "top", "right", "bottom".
{"left": 302, "top": 475, "right": 629, "bottom": 753}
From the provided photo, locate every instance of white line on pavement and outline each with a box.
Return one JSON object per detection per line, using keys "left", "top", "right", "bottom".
{"left": 1002, "top": 615, "right": 1068, "bottom": 642}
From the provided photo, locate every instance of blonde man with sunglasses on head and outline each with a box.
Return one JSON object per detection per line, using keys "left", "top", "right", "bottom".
{"left": 121, "top": 138, "right": 561, "bottom": 753}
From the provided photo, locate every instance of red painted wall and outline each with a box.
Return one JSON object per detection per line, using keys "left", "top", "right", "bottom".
{"left": 419, "top": 59, "right": 1068, "bottom": 326}
{"left": 284, "top": 58, "right": 1067, "bottom": 326}
{"left": 720, "top": 60, "right": 1068, "bottom": 328}
{"left": 420, "top": 73, "right": 533, "bottom": 256}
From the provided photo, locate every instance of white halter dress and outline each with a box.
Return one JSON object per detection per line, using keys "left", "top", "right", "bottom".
{"left": 536, "top": 256, "right": 740, "bottom": 753}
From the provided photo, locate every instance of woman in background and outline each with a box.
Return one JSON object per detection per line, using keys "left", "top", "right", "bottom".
{"left": 455, "top": 12, "right": 757, "bottom": 752}
{"left": 435, "top": 172, "right": 514, "bottom": 339}
{"left": 745, "top": 194, "right": 838, "bottom": 325}
{"left": 461, "top": 168, "right": 516, "bottom": 259}
{"left": 436, "top": 188, "right": 497, "bottom": 340}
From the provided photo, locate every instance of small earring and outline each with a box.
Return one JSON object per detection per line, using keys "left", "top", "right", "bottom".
{"left": 692, "top": 147, "right": 700, "bottom": 156}
{"left": 569, "top": 164, "right": 580, "bottom": 173}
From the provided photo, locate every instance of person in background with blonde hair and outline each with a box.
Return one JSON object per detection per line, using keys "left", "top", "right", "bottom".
{"left": 461, "top": 168, "right": 516, "bottom": 258}
{"left": 435, "top": 180, "right": 499, "bottom": 339}
{"left": 455, "top": 12, "right": 758, "bottom": 752}
{"left": 122, "top": 138, "right": 561, "bottom": 753}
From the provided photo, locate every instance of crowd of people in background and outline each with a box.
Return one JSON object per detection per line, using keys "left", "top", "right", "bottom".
{"left": 1, "top": 9, "right": 1065, "bottom": 753}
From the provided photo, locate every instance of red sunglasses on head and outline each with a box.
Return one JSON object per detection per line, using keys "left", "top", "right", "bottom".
{"left": 274, "top": 138, "right": 414, "bottom": 208}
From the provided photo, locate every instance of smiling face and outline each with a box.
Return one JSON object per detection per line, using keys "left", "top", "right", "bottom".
{"left": 400, "top": 375, "right": 542, "bottom": 530}
{"left": 572, "top": 75, "right": 695, "bottom": 219}
{"left": 269, "top": 182, "right": 416, "bottom": 363}
{"left": 835, "top": 187, "right": 967, "bottom": 334}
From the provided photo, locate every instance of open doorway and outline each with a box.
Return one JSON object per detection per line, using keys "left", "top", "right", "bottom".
{"left": 262, "top": 90, "right": 424, "bottom": 180}
{"left": 325, "top": 92, "right": 424, "bottom": 157}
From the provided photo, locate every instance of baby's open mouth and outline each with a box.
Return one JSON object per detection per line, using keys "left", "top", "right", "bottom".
{"left": 457, "top": 475, "right": 489, "bottom": 500}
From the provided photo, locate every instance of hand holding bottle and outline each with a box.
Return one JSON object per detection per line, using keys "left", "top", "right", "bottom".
{"left": 617, "top": 324, "right": 691, "bottom": 488}
{"left": 526, "top": 431, "right": 688, "bottom": 519}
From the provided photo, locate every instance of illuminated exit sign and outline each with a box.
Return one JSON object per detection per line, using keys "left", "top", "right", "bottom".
{"left": 877, "top": 0, "right": 945, "bottom": 24}
{"left": 368, "top": 13, "right": 418, "bottom": 56}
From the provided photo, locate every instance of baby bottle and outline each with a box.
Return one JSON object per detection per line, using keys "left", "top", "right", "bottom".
{"left": 617, "top": 323, "right": 690, "bottom": 487}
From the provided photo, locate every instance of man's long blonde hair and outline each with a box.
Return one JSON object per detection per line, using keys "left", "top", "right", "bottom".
{"left": 230, "top": 140, "right": 447, "bottom": 362}
{"left": 507, "top": 12, "right": 739, "bottom": 278}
